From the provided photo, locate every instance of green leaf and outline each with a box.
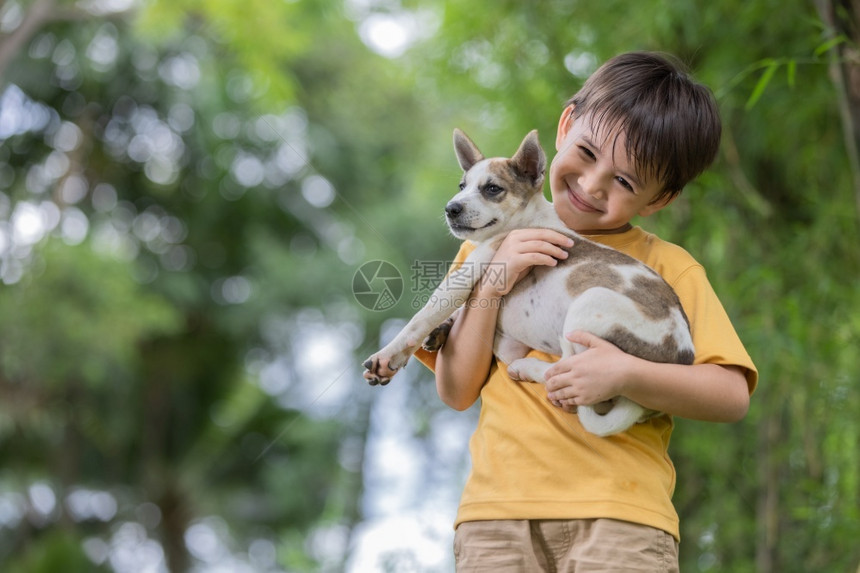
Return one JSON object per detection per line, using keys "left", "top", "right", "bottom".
{"left": 745, "top": 62, "right": 779, "bottom": 110}
{"left": 787, "top": 59, "right": 796, "bottom": 88}
{"left": 814, "top": 35, "right": 847, "bottom": 57}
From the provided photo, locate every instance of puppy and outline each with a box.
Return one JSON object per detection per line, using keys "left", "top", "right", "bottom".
{"left": 363, "top": 129, "right": 694, "bottom": 436}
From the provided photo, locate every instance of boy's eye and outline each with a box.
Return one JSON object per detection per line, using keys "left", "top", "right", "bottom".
{"left": 578, "top": 146, "right": 596, "bottom": 159}
{"left": 616, "top": 177, "right": 634, "bottom": 192}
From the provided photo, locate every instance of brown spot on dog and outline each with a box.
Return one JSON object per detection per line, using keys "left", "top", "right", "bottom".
{"left": 562, "top": 239, "right": 634, "bottom": 266}
{"left": 561, "top": 238, "right": 687, "bottom": 324}
{"left": 565, "top": 260, "right": 624, "bottom": 297}
{"left": 621, "top": 274, "right": 678, "bottom": 322}
{"left": 601, "top": 326, "right": 694, "bottom": 365}
{"left": 484, "top": 160, "right": 541, "bottom": 205}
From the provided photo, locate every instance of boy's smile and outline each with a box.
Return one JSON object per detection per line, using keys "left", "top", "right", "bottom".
{"left": 550, "top": 105, "right": 671, "bottom": 234}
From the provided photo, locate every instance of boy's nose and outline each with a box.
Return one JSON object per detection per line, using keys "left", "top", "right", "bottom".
{"left": 578, "top": 172, "right": 605, "bottom": 199}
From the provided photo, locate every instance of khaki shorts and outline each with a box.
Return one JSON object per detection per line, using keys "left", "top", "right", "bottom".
{"left": 453, "top": 518, "right": 679, "bottom": 572}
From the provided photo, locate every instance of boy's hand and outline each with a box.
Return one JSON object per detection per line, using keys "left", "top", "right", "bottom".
{"left": 484, "top": 229, "right": 573, "bottom": 296}
{"left": 544, "top": 330, "right": 634, "bottom": 411}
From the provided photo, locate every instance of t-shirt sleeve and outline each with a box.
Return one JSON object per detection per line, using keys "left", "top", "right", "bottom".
{"left": 672, "top": 264, "right": 759, "bottom": 394}
{"left": 413, "top": 241, "right": 475, "bottom": 372}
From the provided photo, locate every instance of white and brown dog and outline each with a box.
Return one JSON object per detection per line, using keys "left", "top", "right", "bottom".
{"left": 363, "top": 129, "right": 694, "bottom": 436}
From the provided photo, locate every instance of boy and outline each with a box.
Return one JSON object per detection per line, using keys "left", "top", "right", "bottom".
{"left": 418, "top": 52, "right": 757, "bottom": 571}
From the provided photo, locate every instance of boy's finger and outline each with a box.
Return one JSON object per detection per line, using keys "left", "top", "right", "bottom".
{"left": 565, "top": 330, "right": 602, "bottom": 347}
{"left": 517, "top": 228, "right": 574, "bottom": 247}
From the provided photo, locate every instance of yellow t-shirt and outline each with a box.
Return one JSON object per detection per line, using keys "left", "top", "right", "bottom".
{"left": 415, "top": 226, "right": 757, "bottom": 541}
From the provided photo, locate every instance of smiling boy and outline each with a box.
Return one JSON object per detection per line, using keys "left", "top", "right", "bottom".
{"left": 422, "top": 52, "right": 758, "bottom": 571}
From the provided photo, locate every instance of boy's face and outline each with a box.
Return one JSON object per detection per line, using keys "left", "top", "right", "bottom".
{"left": 550, "top": 105, "right": 671, "bottom": 233}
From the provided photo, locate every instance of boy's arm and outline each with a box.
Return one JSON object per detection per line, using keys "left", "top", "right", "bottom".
{"left": 434, "top": 282, "right": 500, "bottom": 410}
{"left": 544, "top": 330, "right": 751, "bottom": 423}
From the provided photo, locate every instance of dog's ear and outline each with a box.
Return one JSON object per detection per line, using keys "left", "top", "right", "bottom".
{"left": 453, "top": 129, "right": 484, "bottom": 172}
{"left": 511, "top": 130, "right": 546, "bottom": 187}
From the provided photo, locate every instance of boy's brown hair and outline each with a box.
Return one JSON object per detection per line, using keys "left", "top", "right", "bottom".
{"left": 567, "top": 51, "right": 721, "bottom": 203}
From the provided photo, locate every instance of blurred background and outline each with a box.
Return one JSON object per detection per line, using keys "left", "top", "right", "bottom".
{"left": 0, "top": 0, "right": 858, "bottom": 571}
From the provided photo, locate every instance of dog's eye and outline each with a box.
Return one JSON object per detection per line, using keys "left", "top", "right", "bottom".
{"left": 459, "top": 182, "right": 466, "bottom": 191}
{"left": 484, "top": 184, "right": 503, "bottom": 196}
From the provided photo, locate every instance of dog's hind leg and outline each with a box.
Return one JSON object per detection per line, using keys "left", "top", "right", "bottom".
{"left": 506, "top": 357, "right": 553, "bottom": 382}
{"left": 499, "top": 333, "right": 560, "bottom": 382}
{"left": 421, "top": 309, "right": 461, "bottom": 352}
{"left": 559, "top": 288, "right": 655, "bottom": 436}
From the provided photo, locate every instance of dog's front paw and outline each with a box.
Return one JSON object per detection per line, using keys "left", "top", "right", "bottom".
{"left": 362, "top": 351, "right": 410, "bottom": 386}
{"left": 422, "top": 317, "right": 455, "bottom": 352}
{"left": 362, "top": 355, "right": 396, "bottom": 386}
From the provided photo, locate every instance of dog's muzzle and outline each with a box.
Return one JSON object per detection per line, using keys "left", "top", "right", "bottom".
{"left": 445, "top": 201, "right": 464, "bottom": 219}
{"left": 445, "top": 201, "right": 497, "bottom": 237}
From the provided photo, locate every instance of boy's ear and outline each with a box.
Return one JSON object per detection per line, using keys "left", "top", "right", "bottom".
{"left": 555, "top": 105, "right": 576, "bottom": 150}
{"left": 638, "top": 193, "right": 678, "bottom": 217}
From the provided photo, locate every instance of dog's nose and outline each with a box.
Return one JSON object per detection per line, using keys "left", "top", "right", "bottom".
{"left": 445, "top": 201, "right": 463, "bottom": 218}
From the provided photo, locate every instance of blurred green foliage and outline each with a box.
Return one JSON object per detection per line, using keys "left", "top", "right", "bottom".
{"left": 0, "top": 0, "right": 858, "bottom": 571}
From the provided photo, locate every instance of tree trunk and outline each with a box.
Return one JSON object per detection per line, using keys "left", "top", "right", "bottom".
{"left": 0, "top": 0, "right": 54, "bottom": 83}
{"left": 813, "top": 0, "right": 860, "bottom": 220}
{"left": 159, "top": 483, "right": 191, "bottom": 573}
{"left": 0, "top": 0, "right": 133, "bottom": 84}
{"left": 755, "top": 399, "right": 782, "bottom": 573}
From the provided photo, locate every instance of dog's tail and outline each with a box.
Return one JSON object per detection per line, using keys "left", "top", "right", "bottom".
{"left": 578, "top": 397, "right": 647, "bottom": 437}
